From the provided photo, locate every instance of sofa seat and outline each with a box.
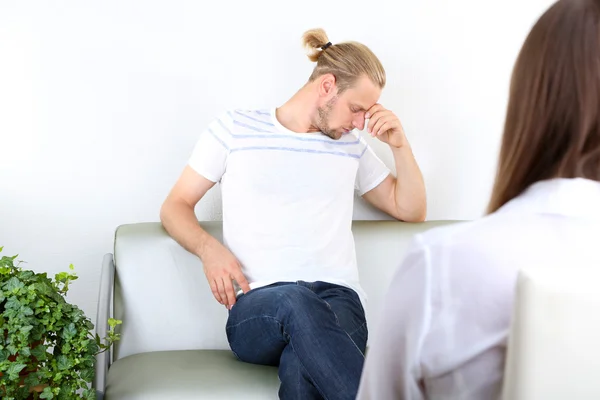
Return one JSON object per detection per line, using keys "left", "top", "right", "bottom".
{"left": 105, "top": 350, "right": 279, "bottom": 399}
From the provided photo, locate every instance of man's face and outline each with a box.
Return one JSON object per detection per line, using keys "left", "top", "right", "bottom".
{"left": 316, "top": 76, "right": 381, "bottom": 140}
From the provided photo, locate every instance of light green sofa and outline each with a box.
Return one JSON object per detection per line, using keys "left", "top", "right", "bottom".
{"left": 93, "top": 220, "right": 460, "bottom": 399}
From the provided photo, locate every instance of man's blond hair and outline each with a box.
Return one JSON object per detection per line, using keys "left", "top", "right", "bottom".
{"left": 302, "top": 28, "right": 386, "bottom": 93}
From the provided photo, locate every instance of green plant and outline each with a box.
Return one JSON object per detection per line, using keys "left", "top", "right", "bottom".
{"left": 0, "top": 247, "right": 122, "bottom": 400}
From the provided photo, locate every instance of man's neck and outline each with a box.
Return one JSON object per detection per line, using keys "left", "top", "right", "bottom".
{"left": 275, "top": 85, "right": 320, "bottom": 133}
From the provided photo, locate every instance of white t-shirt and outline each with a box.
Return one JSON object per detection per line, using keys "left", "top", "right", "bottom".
{"left": 188, "top": 108, "right": 390, "bottom": 305}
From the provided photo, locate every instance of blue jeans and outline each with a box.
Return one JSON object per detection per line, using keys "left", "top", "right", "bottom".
{"left": 226, "top": 281, "right": 368, "bottom": 400}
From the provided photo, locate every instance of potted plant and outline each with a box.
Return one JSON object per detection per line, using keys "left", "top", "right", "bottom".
{"left": 0, "top": 247, "right": 121, "bottom": 400}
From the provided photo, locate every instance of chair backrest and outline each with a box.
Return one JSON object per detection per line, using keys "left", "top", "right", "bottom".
{"left": 502, "top": 267, "right": 600, "bottom": 400}
{"left": 112, "top": 220, "right": 460, "bottom": 361}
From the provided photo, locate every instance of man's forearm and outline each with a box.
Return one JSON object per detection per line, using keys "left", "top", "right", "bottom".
{"left": 391, "top": 144, "right": 427, "bottom": 222}
{"left": 160, "top": 199, "right": 215, "bottom": 259}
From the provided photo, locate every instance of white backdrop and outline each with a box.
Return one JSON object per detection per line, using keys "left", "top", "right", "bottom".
{"left": 0, "top": 0, "right": 555, "bottom": 326}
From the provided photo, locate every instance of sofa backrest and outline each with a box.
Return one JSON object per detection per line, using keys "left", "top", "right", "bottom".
{"left": 112, "top": 220, "right": 460, "bottom": 361}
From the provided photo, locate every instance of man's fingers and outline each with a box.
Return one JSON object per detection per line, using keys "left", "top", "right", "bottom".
{"left": 375, "top": 121, "right": 391, "bottom": 137}
{"left": 209, "top": 279, "right": 223, "bottom": 304}
{"left": 206, "top": 258, "right": 249, "bottom": 306}
{"left": 216, "top": 278, "right": 227, "bottom": 305}
{"left": 222, "top": 277, "right": 237, "bottom": 307}
{"left": 370, "top": 117, "right": 385, "bottom": 136}
{"left": 367, "top": 111, "right": 393, "bottom": 134}
{"left": 233, "top": 270, "right": 251, "bottom": 293}
{"left": 370, "top": 115, "right": 392, "bottom": 136}
{"left": 365, "top": 103, "right": 384, "bottom": 119}
{"left": 367, "top": 113, "right": 383, "bottom": 134}
{"left": 210, "top": 279, "right": 224, "bottom": 304}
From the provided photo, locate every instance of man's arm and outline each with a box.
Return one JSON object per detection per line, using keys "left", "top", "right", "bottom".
{"left": 363, "top": 144, "right": 427, "bottom": 222}
{"left": 360, "top": 104, "right": 426, "bottom": 222}
{"left": 160, "top": 166, "right": 250, "bottom": 307}
{"left": 160, "top": 166, "right": 216, "bottom": 257}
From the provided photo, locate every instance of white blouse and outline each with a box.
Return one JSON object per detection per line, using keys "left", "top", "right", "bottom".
{"left": 357, "top": 178, "right": 600, "bottom": 400}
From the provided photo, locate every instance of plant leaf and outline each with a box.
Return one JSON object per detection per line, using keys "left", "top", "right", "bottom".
{"left": 19, "top": 346, "right": 31, "bottom": 357}
{"left": 80, "top": 367, "right": 94, "bottom": 381}
{"left": 4, "top": 277, "right": 24, "bottom": 292}
{"left": 21, "top": 306, "right": 34, "bottom": 316}
{"left": 83, "top": 388, "right": 96, "bottom": 400}
{"left": 62, "top": 323, "right": 77, "bottom": 340}
{"left": 34, "top": 281, "right": 53, "bottom": 297}
{"left": 4, "top": 296, "right": 20, "bottom": 310}
{"left": 23, "top": 371, "right": 41, "bottom": 390}
{"left": 31, "top": 343, "right": 47, "bottom": 361}
{"left": 6, "top": 362, "right": 26, "bottom": 380}
{"left": 56, "top": 354, "right": 73, "bottom": 370}
{"left": 40, "top": 386, "right": 54, "bottom": 399}
{"left": 19, "top": 270, "right": 34, "bottom": 280}
{"left": 7, "top": 344, "right": 18, "bottom": 355}
{"left": 108, "top": 318, "right": 122, "bottom": 328}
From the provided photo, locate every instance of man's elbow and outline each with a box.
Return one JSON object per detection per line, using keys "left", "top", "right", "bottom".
{"left": 396, "top": 204, "right": 427, "bottom": 223}
{"left": 159, "top": 197, "right": 174, "bottom": 226}
{"left": 407, "top": 210, "right": 427, "bottom": 223}
{"left": 160, "top": 195, "right": 196, "bottom": 225}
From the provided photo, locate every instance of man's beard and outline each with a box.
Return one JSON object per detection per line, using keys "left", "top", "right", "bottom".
{"left": 317, "top": 97, "right": 339, "bottom": 140}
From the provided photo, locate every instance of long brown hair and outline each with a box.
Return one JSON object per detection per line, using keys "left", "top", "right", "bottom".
{"left": 488, "top": 0, "right": 600, "bottom": 213}
{"left": 301, "top": 28, "right": 386, "bottom": 93}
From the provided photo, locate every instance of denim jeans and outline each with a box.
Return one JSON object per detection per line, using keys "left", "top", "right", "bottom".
{"left": 226, "top": 281, "right": 368, "bottom": 400}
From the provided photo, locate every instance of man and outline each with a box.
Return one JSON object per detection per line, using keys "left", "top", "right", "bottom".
{"left": 160, "top": 28, "right": 427, "bottom": 400}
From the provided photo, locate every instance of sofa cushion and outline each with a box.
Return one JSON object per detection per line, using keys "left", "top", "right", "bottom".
{"left": 105, "top": 350, "right": 278, "bottom": 399}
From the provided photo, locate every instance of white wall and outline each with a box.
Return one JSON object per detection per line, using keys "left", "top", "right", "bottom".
{"left": 0, "top": 0, "right": 555, "bottom": 327}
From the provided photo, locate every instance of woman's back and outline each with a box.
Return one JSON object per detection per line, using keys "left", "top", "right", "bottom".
{"left": 358, "top": 178, "right": 600, "bottom": 399}
{"left": 418, "top": 178, "right": 600, "bottom": 399}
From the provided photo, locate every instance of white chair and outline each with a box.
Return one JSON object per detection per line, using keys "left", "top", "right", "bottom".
{"left": 502, "top": 266, "right": 600, "bottom": 400}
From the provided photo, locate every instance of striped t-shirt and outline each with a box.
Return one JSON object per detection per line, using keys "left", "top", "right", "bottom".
{"left": 188, "top": 108, "right": 390, "bottom": 305}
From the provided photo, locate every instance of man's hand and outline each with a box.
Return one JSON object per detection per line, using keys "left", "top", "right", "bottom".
{"left": 365, "top": 104, "right": 407, "bottom": 149}
{"left": 200, "top": 237, "right": 250, "bottom": 309}
{"left": 361, "top": 103, "right": 427, "bottom": 222}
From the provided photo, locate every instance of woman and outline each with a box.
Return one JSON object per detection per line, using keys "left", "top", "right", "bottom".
{"left": 356, "top": 0, "right": 600, "bottom": 398}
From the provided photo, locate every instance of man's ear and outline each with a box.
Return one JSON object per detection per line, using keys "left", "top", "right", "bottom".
{"left": 318, "top": 73, "right": 337, "bottom": 98}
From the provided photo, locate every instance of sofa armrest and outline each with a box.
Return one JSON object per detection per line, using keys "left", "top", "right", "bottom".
{"left": 94, "top": 253, "right": 115, "bottom": 400}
